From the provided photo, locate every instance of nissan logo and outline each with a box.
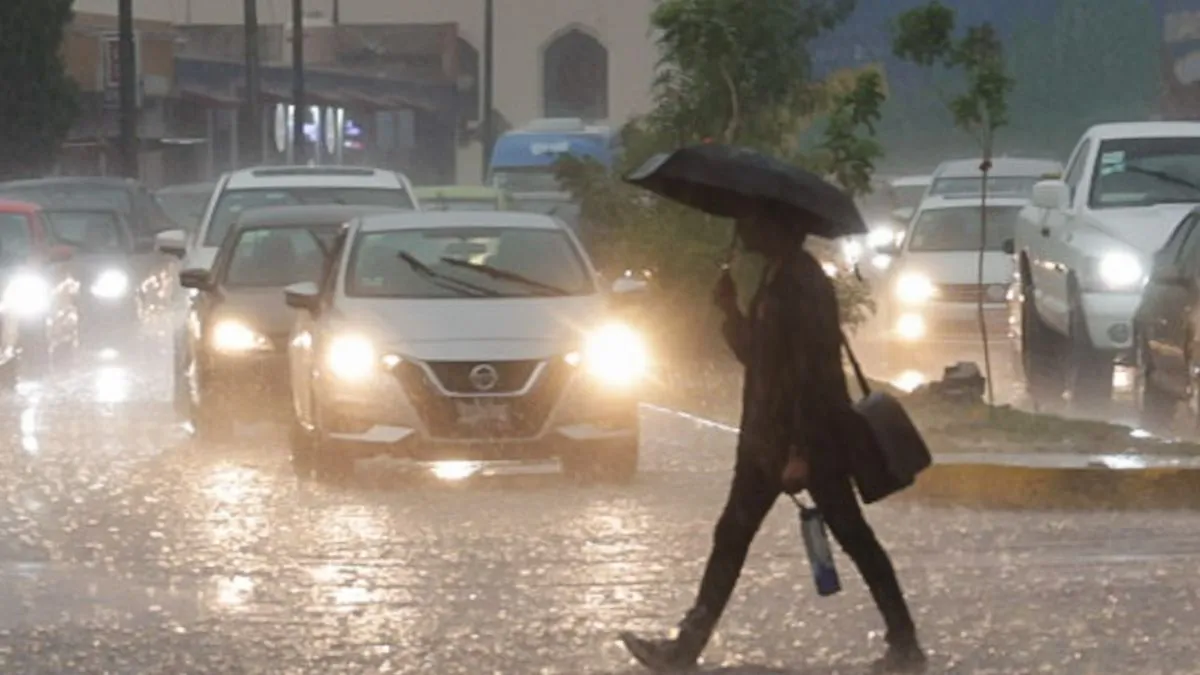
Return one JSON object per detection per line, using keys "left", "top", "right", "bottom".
{"left": 468, "top": 364, "right": 499, "bottom": 391}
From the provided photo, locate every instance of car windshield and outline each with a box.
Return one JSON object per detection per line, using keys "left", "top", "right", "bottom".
{"left": 0, "top": 213, "right": 33, "bottom": 263}
{"left": 492, "top": 169, "right": 564, "bottom": 193}
{"left": 43, "top": 211, "right": 127, "bottom": 253}
{"left": 347, "top": 226, "right": 592, "bottom": 298}
{"left": 930, "top": 176, "right": 1041, "bottom": 198}
{"left": 907, "top": 206, "right": 1022, "bottom": 252}
{"left": 0, "top": 184, "right": 132, "bottom": 213}
{"left": 156, "top": 191, "right": 210, "bottom": 230}
{"left": 892, "top": 184, "right": 929, "bottom": 211}
{"left": 206, "top": 187, "right": 412, "bottom": 247}
{"left": 223, "top": 226, "right": 340, "bottom": 288}
{"left": 1089, "top": 137, "right": 1200, "bottom": 208}
{"left": 421, "top": 198, "right": 500, "bottom": 212}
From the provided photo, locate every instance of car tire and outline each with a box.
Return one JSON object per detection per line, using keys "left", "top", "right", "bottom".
{"left": 564, "top": 435, "right": 639, "bottom": 484}
{"left": 1019, "top": 276, "right": 1065, "bottom": 406}
{"left": 1065, "top": 287, "right": 1114, "bottom": 409}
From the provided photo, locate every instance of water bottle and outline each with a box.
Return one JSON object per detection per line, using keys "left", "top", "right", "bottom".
{"left": 799, "top": 504, "right": 841, "bottom": 597}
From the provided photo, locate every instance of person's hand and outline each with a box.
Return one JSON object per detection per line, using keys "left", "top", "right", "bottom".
{"left": 712, "top": 270, "right": 738, "bottom": 317}
{"left": 781, "top": 453, "right": 810, "bottom": 494}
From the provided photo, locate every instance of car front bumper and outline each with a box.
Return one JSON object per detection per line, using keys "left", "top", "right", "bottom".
{"left": 1078, "top": 290, "right": 1139, "bottom": 352}
{"left": 886, "top": 302, "right": 1009, "bottom": 344}
{"left": 315, "top": 358, "right": 639, "bottom": 460}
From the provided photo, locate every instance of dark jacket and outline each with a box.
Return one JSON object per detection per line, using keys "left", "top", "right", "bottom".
{"left": 721, "top": 250, "right": 858, "bottom": 476}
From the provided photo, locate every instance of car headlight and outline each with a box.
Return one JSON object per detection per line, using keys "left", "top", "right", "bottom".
{"left": 866, "top": 226, "right": 896, "bottom": 249}
{"left": 894, "top": 273, "right": 936, "bottom": 304}
{"left": 2, "top": 274, "right": 51, "bottom": 317}
{"left": 325, "top": 334, "right": 377, "bottom": 381}
{"left": 896, "top": 313, "right": 926, "bottom": 340}
{"left": 90, "top": 269, "right": 130, "bottom": 299}
{"left": 1094, "top": 252, "right": 1144, "bottom": 290}
{"left": 210, "top": 319, "right": 272, "bottom": 353}
{"left": 574, "top": 323, "right": 648, "bottom": 388}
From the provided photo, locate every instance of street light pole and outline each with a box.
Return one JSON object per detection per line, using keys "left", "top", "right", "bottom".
{"left": 481, "top": 0, "right": 494, "bottom": 183}
{"left": 291, "top": 0, "right": 306, "bottom": 164}
{"left": 243, "top": 0, "right": 262, "bottom": 166}
{"left": 118, "top": 0, "right": 138, "bottom": 178}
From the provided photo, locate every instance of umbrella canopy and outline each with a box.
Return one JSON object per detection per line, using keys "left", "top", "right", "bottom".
{"left": 624, "top": 144, "right": 867, "bottom": 239}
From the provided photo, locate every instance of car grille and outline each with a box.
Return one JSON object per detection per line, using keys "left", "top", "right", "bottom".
{"left": 393, "top": 359, "right": 571, "bottom": 439}
{"left": 936, "top": 283, "right": 1003, "bottom": 304}
{"left": 426, "top": 360, "right": 539, "bottom": 394}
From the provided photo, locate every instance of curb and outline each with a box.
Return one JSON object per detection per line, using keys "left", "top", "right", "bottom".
{"left": 901, "top": 460, "right": 1200, "bottom": 510}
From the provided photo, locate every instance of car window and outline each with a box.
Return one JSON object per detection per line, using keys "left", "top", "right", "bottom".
{"left": 1063, "top": 140, "right": 1091, "bottom": 201}
{"left": 0, "top": 213, "right": 33, "bottom": 263}
{"left": 156, "top": 192, "right": 210, "bottom": 230}
{"left": 421, "top": 198, "right": 500, "bottom": 212}
{"left": 1088, "top": 137, "right": 1200, "bottom": 209}
{"left": 206, "top": 187, "right": 413, "bottom": 247}
{"left": 906, "top": 206, "right": 1022, "bottom": 253}
{"left": 1178, "top": 219, "right": 1200, "bottom": 276}
{"left": 892, "top": 185, "right": 927, "bottom": 212}
{"left": 928, "top": 176, "right": 1040, "bottom": 198}
{"left": 346, "top": 226, "right": 593, "bottom": 298}
{"left": 223, "top": 226, "right": 339, "bottom": 288}
{"left": 42, "top": 211, "right": 128, "bottom": 253}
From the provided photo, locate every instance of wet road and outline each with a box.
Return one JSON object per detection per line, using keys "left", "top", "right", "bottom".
{"left": 1, "top": 326, "right": 1199, "bottom": 673}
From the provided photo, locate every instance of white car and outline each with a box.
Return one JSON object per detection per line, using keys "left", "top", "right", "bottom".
{"left": 1013, "top": 121, "right": 1200, "bottom": 406}
{"left": 284, "top": 210, "right": 648, "bottom": 482}
{"left": 877, "top": 195, "right": 1024, "bottom": 365}
{"left": 154, "top": 165, "right": 419, "bottom": 272}
{"left": 926, "top": 157, "right": 1063, "bottom": 202}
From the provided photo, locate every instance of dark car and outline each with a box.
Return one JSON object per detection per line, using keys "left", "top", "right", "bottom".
{"left": 0, "top": 177, "right": 178, "bottom": 250}
{"left": 0, "top": 200, "right": 79, "bottom": 372}
{"left": 175, "top": 205, "right": 395, "bottom": 440}
{"left": 1134, "top": 208, "right": 1200, "bottom": 428}
{"left": 41, "top": 208, "right": 174, "bottom": 346}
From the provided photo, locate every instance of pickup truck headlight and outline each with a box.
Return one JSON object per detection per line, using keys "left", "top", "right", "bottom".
{"left": 894, "top": 272, "right": 936, "bottom": 304}
{"left": 325, "top": 334, "right": 377, "bottom": 382}
{"left": 1091, "top": 252, "right": 1144, "bottom": 291}
{"left": 211, "top": 319, "right": 272, "bottom": 353}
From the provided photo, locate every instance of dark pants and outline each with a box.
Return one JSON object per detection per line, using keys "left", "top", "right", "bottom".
{"left": 692, "top": 456, "right": 916, "bottom": 645}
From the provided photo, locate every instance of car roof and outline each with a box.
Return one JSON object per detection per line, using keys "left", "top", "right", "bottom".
{"left": 40, "top": 206, "right": 126, "bottom": 217}
{"left": 234, "top": 205, "right": 400, "bottom": 228}
{"left": 414, "top": 185, "right": 504, "bottom": 199}
{"left": 890, "top": 175, "right": 932, "bottom": 187}
{"left": 156, "top": 182, "right": 215, "bottom": 195}
{"left": 916, "top": 195, "right": 1031, "bottom": 211}
{"left": 1087, "top": 121, "right": 1200, "bottom": 141}
{"left": 357, "top": 210, "right": 563, "bottom": 233}
{"left": 223, "top": 166, "right": 407, "bottom": 190}
{"left": 0, "top": 177, "right": 137, "bottom": 190}
{"left": 933, "top": 158, "right": 1062, "bottom": 178}
{"left": 0, "top": 199, "right": 42, "bottom": 214}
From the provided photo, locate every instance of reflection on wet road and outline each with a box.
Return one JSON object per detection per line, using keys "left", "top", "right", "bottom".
{"left": 1, "top": 325, "right": 1198, "bottom": 673}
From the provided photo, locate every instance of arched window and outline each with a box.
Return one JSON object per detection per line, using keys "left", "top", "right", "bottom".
{"left": 542, "top": 28, "right": 608, "bottom": 120}
{"left": 457, "top": 37, "right": 480, "bottom": 122}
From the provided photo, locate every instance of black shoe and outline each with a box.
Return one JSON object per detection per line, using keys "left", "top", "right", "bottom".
{"left": 618, "top": 607, "right": 714, "bottom": 672}
{"left": 870, "top": 641, "right": 927, "bottom": 673}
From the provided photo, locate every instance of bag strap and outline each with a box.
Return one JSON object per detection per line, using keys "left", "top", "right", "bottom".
{"left": 840, "top": 331, "right": 871, "bottom": 397}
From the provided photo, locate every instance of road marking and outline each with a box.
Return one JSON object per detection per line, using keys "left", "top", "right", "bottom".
{"left": 639, "top": 403, "right": 739, "bottom": 434}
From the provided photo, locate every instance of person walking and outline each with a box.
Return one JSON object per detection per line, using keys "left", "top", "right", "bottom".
{"left": 619, "top": 212, "right": 926, "bottom": 673}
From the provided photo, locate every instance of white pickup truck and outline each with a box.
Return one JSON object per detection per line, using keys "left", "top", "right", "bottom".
{"left": 1013, "top": 122, "right": 1200, "bottom": 407}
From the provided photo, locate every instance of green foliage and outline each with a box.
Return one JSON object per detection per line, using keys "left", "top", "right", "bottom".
{"left": 892, "top": 1, "right": 1014, "bottom": 152}
{"left": 0, "top": 0, "right": 80, "bottom": 179}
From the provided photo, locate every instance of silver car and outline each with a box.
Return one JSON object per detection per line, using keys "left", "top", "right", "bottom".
{"left": 285, "top": 211, "right": 648, "bottom": 482}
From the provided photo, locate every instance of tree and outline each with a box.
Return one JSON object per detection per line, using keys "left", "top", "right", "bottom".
{"left": 0, "top": 0, "right": 80, "bottom": 179}
{"left": 894, "top": 1, "right": 1015, "bottom": 407}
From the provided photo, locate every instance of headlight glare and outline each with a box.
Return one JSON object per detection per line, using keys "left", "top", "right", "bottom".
{"left": 1096, "top": 252, "right": 1143, "bottom": 290}
{"left": 867, "top": 227, "right": 895, "bottom": 249}
{"left": 211, "top": 320, "right": 271, "bottom": 353}
{"left": 90, "top": 269, "right": 130, "bottom": 299}
{"left": 894, "top": 273, "right": 936, "bottom": 304}
{"left": 325, "top": 334, "right": 377, "bottom": 381}
{"left": 2, "top": 274, "right": 51, "bottom": 317}
{"left": 580, "top": 323, "right": 648, "bottom": 387}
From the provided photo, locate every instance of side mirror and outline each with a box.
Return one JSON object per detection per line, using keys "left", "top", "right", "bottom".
{"left": 47, "top": 245, "right": 74, "bottom": 263}
{"left": 155, "top": 229, "right": 187, "bottom": 258}
{"left": 284, "top": 281, "right": 321, "bottom": 312}
{"left": 1002, "top": 239, "right": 1015, "bottom": 255}
{"left": 178, "top": 267, "right": 212, "bottom": 291}
{"left": 1031, "top": 180, "right": 1070, "bottom": 210}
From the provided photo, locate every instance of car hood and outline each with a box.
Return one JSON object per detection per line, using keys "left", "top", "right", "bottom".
{"left": 334, "top": 295, "right": 608, "bottom": 361}
{"left": 1086, "top": 204, "right": 1198, "bottom": 254}
{"left": 214, "top": 288, "right": 297, "bottom": 336}
{"left": 895, "top": 251, "right": 1013, "bottom": 287}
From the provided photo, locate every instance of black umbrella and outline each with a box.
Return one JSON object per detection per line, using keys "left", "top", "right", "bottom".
{"left": 624, "top": 144, "right": 867, "bottom": 239}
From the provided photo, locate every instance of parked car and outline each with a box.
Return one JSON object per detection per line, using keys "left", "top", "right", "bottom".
{"left": 154, "top": 181, "right": 215, "bottom": 235}
{"left": 0, "top": 177, "right": 177, "bottom": 250}
{"left": 1133, "top": 206, "right": 1200, "bottom": 427}
{"left": 284, "top": 210, "right": 647, "bottom": 482}
{"left": 41, "top": 208, "right": 174, "bottom": 345}
{"left": 927, "top": 157, "right": 1063, "bottom": 201}
{"left": 0, "top": 200, "right": 79, "bottom": 371}
{"left": 1013, "top": 122, "right": 1200, "bottom": 407}
{"left": 174, "top": 205, "right": 393, "bottom": 440}
{"left": 874, "top": 195, "right": 1024, "bottom": 369}
{"left": 155, "top": 166, "right": 420, "bottom": 273}
{"left": 414, "top": 185, "right": 512, "bottom": 211}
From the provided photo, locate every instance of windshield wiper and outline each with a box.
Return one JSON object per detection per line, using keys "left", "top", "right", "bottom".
{"left": 438, "top": 257, "right": 571, "bottom": 296}
{"left": 1121, "top": 165, "right": 1200, "bottom": 195}
{"left": 397, "top": 251, "right": 499, "bottom": 297}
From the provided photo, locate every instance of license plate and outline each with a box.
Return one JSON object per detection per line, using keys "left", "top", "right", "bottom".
{"left": 454, "top": 399, "right": 511, "bottom": 426}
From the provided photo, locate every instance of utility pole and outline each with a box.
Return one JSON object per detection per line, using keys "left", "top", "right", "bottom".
{"left": 243, "top": 0, "right": 262, "bottom": 166}
{"left": 292, "top": 0, "right": 306, "bottom": 163}
{"left": 481, "top": 0, "right": 495, "bottom": 183}
{"left": 118, "top": 0, "right": 138, "bottom": 178}
{"left": 332, "top": 0, "right": 340, "bottom": 25}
